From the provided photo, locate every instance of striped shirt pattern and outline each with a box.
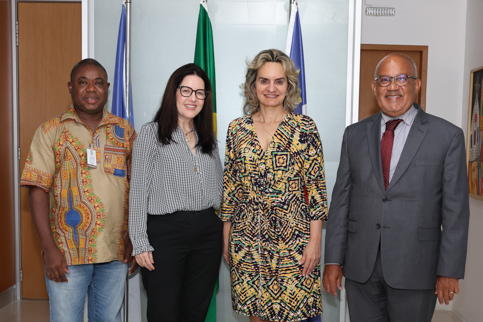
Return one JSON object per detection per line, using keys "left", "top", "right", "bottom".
{"left": 129, "top": 122, "right": 223, "bottom": 256}
{"left": 380, "top": 105, "right": 418, "bottom": 183}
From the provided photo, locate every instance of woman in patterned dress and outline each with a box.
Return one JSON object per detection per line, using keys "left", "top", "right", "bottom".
{"left": 221, "top": 49, "right": 328, "bottom": 322}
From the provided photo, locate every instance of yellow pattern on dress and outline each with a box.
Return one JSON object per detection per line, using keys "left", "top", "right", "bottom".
{"left": 221, "top": 113, "right": 328, "bottom": 322}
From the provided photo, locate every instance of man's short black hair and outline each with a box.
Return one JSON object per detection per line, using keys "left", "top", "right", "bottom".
{"left": 70, "top": 58, "right": 108, "bottom": 82}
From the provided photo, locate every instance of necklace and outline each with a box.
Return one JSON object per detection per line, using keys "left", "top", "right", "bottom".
{"left": 258, "top": 113, "right": 286, "bottom": 137}
{"left": 261, "top": 124, "right": 273, "bottom": 136}
{"left": 183, "top": 129, "right": 195, "bottom": 142}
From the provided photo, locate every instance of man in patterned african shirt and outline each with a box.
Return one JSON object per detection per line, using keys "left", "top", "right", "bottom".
{"left": 20, "top": 59, "right": 136, "bottom": 322}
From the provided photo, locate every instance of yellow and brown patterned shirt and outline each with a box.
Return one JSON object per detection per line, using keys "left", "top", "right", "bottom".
{"left": 21, "top": 106, "right": 136, "bottom": 265}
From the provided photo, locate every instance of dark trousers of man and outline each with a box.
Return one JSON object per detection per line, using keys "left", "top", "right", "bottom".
{"left": 141, "top": 208, "right": 222, "bottom": 322}
{"left": 345, "top": 250, "right": 437, "bottom": 322}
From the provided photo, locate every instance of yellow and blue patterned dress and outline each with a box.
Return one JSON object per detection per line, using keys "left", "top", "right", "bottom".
{"left": 221, "top": 113, "right": 328, "bottom": 322}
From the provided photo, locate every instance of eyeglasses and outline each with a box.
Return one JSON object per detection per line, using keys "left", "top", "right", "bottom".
{"left": 375, "top": 74, "right": 417, "bottom": 87}
{"left": 178, "top": 86, "right": 209, "bottom": 100}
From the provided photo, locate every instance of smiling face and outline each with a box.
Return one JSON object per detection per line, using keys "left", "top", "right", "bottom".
{"left": 176, "top": 75, "right": 205, "bottom": 124}
{"left": 371, "top": 55, "right": 421, "bottom": 118}
{"left": 68, "top": 64, "right": 109, "bottom": 118}
{"left": 255, "top": 62, "right": 288, "bottom": 110}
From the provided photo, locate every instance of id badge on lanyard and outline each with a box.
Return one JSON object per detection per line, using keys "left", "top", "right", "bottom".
{"left": 87, "top": 144, "right": 97, "bottom": 169}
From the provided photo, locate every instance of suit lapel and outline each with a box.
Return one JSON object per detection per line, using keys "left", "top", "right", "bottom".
{"left": 387, "top": 107, "right": 429, "bottom": 192}
{"left": 366, "top": 113, "right": 385, "bottom": 193}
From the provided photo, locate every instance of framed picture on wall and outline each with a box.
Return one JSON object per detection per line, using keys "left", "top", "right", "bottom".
{"left": 467, "top": 66, "right": 483, "bottom": 200}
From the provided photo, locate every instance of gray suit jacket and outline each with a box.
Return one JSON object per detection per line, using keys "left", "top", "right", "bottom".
{"left": 324, "top": 105, "right": 470, "bottom": 290}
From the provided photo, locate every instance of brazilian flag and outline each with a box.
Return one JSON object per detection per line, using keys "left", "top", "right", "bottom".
{"left": 194, "top": 0, "right": 217, "bottom": 135}
{"left": 194, "top": 3, "right": 218, "bottom": 322}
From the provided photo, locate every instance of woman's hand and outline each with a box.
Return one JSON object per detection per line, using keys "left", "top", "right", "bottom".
{"left": 300, "top": 220, "right": 323, "bottom": 276}
{"left": 300, "top": 239, "right": 321, "bottom": 276}
{"left": 223, "top": 221, "right": 232, "bottom": 265}
{"left": 135, "top": 251, "right": 155, "bottom": 271}
{"left": 223, "top": 241, "right": 229, "bottom": 265}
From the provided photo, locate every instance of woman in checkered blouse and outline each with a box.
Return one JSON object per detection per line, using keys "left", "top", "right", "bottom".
{"left": 129, "top": 63, "right": 223, "bottom": 321}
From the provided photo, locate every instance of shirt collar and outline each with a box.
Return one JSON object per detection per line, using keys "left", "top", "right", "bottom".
{"left": 380, "top": 104, "right": 418, "bottom": 127}
{"left": 62, "top": 105, "right": 119, "bottom": 127}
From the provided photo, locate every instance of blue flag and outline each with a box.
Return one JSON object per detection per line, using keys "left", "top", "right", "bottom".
{"left": 287, "top": 4, "right": 320, "bottom": 322}
{"left": 286, "top": 0, "right": 307, "bottom": 115}
{"left": 112, "top": 2, "right": 134, "bottom": 125}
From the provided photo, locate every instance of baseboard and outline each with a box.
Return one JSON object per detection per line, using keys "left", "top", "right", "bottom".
{"left": 0, "top": 286, "right": 15, "bottom": 310}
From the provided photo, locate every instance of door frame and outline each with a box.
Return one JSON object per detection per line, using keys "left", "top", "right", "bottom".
{"left": 11, "top": 0, "right": 93, "bottom": 301}
{"left": 346, "top": 0, "right": 363, "bottom": 128}
{"left": 359, "top": 44, "right": 429, "bottom": 120}
{"left": 341, "top": 1, "right": 362, "bottom": 321}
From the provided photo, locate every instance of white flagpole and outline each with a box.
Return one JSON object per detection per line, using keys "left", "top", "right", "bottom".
{"left": 286, "top": 0, "right": 297, "bottom": 55}
{"left": 124, "top": 1, "right": 131, "bottom": 319}
{"left": 125, "top": 0, "right": 132, "bottom": 123}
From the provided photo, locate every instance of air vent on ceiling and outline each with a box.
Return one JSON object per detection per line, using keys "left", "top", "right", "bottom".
{"left": 365, "top": 7, "right": 395, "bottom": 16}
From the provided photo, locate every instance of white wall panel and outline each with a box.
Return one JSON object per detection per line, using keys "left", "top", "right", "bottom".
{"left": 94, "top": 1, "right": 350, "bottom": 321}
{"left": 454, "top": 0, "right": 483, "bottom": 319}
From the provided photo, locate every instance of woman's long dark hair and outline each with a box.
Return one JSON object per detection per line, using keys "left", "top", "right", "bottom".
{"left": 153, "top": 63, "right": 216, "bottom": 155}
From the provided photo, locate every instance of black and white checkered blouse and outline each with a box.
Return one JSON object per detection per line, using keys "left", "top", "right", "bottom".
{"left": 129, "top": 122, "right": 223, "bottom": 256}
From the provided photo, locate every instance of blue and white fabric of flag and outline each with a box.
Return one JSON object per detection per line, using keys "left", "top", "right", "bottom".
{"left": 286, "top": 0, "right": 307, "bottom": 115}
{"left": 287, "top": 3, "right": 320, "bottom": 322}
{"left": 112, "top": 3, "right": 143, "bottom": 322}
{"left": 112, "top": 2, "right": 134, "bottom": 125}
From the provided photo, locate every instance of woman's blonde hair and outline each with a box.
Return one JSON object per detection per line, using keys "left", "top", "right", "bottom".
{"left": 242, "top": 49, "right": 300, "bottom": 115}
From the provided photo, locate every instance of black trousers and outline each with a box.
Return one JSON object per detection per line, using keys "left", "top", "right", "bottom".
{"left": 141, "top": 208, "right": 222, "bottom": 322}
{"left": 345, "top": 251, "right": 437, "bottom": 322}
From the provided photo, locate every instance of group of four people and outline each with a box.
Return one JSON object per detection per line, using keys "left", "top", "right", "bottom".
{"left": 21, "top": 48, "right": 469, "bottom": 322}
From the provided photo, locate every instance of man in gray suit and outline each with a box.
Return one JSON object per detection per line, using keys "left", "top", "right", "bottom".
{"left": 323, "top": 53, "right": 469, "bottom": 321}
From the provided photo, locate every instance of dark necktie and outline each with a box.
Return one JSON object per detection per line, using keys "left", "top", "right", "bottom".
{"left": 381, "top": 119, "right": 403, "bottom": 190}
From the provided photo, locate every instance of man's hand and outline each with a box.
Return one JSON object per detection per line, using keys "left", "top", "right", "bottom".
{"left": 123, "top": 235, "right": 139, "bottom": 274}
{"left": 123, "top": 234, "right": 133, "bottom": 263}
{"left": 128, "top": 256, "right": 139, "bottom": 274}
{"left": 29, "top": 186, "right": 69, "bottom": 282}
{"left": 323, "top": 264, "right": 343, "bottom": 296}
{"left": 43, "top": 247, "right": 69, "bottom": 283}
{"left": 300, "top": 239, "right": 321, "bottom": 276}
{"left": 435, "top": 276, "right": 459, "bottom": 305}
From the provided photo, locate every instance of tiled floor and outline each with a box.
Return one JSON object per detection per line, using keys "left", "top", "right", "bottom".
{"left": 0, "top": 300, "right": 465, "bottom": 322}
{"left": 0, "top": 300, "right": 49, "bottom": 322}
{"left": 432, "top": 311, "right": 465, "bottom": 322}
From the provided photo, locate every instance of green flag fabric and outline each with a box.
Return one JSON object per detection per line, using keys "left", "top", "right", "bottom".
{"left": 194, "top": 3, "right": 218, "bottom": 322}
{"left": 194, "top": 0, "right": 217, "bottom": 135}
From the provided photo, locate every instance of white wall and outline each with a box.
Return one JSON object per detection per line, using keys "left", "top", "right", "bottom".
{"left": 452, "top": 0, "right": 483, "bottom": 320}
{"left": 361, "top": 0, "right": 469, "bottom": 313}
{"left": 94, "top": 1, "right": 351, "bottom": 321}
{"left": 361, "top": 0, "right": 467, "bottom": 126}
